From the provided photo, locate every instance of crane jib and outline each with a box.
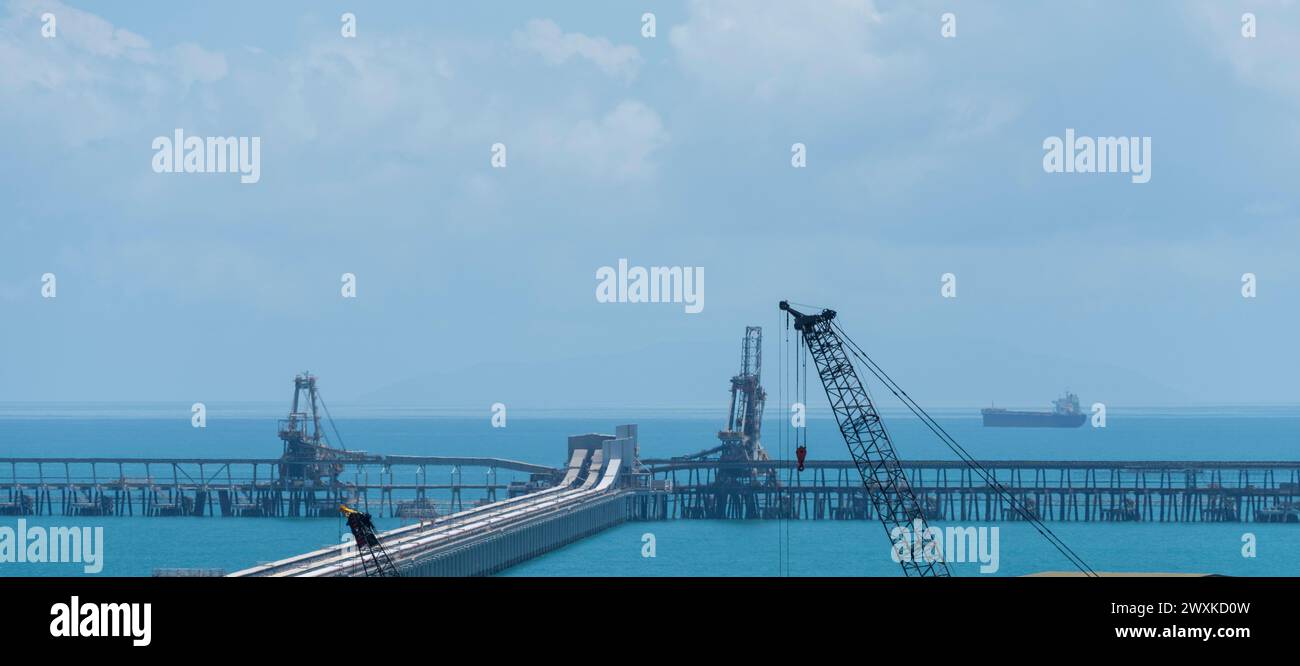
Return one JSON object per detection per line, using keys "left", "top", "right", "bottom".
{"left": 780, "top": 301, "right": 950, "bottom": 577}
{"left": 778, "top": 300, "right": 1097, "bottom": 577}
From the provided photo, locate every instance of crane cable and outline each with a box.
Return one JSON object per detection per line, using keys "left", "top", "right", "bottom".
{"left": 779, "top": 309, "right": 790, "bottom": 576}
{"left": 799, "top": 333, "right": 808, "bottom": 472}
{"left": 829, "top": 320, "right": 1099, "bottom": 577}
{"left": 316, "top": 388, "right": 350, "bottom": 549}
{"left": 776, "top": 310, "right": 783, "bottom": 576}
{"left": 315, "top": 390, "right": 348, "bottom": 452}
{"left": 781, "top": 309, "right": 797, "bottom": 575}
{"left": 791, "top": 321, "right": 803, "bottom": 569}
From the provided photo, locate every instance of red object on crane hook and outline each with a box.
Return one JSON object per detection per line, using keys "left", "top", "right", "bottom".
{"left": 795, "top": 445, "right": 807, "bottom": 472}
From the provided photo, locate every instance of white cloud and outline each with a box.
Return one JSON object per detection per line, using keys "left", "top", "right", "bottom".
{"left": 9, "top": 0, "right": 151, "bottom": 61}
{"left": 513, "top": 18, "right": 641, "bottom": 83}
{"left": 0, "top": 1, "right": 165, "bottom": 147}
{"left": 172, "top": 42, "right": 227, "bottom": 86}
{"left": 0, "top": 1, "right": 677, "bottom": 225}
{"left": 527, "top": 100, "right": 668, "bottom": 180}
{"left": 1190, "top": 1, "right": 1300, "bottom": 103}
{"left": 669, "top": 0, "right": 899, "bottom": 100}
{"left": 238, "top": 33, "right": 488, "bottom": 155}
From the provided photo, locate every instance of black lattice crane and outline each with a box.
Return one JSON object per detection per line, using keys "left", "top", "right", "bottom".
{"left": 779, "top": 300, "right": 1097, "bottom": 577}
{"left": 780, "top": 302, "right": 950, "bottom": 577}
{"left": 340, "top": 504, "right": 400, "bottom": 577}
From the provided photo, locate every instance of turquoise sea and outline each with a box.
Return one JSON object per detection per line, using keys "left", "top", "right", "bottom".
{"left": 1, "top": 405, "right": 1297, "bottom": 576}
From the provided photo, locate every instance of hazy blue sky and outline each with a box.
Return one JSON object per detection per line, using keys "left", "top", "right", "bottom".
{"left": 1, "top": 0, "right": 1296, "bottom": 408}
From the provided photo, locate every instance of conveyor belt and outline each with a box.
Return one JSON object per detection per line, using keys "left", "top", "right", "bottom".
{"left": 229, "top": 446, "right": 626, "bottom": 577}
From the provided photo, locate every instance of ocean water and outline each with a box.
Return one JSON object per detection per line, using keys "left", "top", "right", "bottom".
{"left": 1, "top": 406, "right": 1297, "bottom": 576}
{"left": 505, "top": 521, "right": 1299, "bottom": 577}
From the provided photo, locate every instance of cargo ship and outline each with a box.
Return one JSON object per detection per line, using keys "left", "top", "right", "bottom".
{"left": 981, "top": 392, "right": 1087, "bottom": 428}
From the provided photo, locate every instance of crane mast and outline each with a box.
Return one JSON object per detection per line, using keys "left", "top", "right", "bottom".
{"left": 717, "top": 326, "right": 769, "bottom": 483}
{"left": 278, "top": 373, "right": 341, "bottom": 484}
{"left": 780, "top": 301, "right": 949, "bottom": 577}
{"left": 278, "top": 373, "right": 373, "bottom": 486}
{"left": 670, "top": 328, "right": 777, "bottom": 518}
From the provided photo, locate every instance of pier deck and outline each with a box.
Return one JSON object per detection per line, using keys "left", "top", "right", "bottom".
{"left": 640, "top": 459, "right": 1300, "bottom": 523}
{"left": 0, "top": 455, "right": 557, "bottom": 518}
{"left": 4, "top": 454, "right": 1296, "bottom": 524}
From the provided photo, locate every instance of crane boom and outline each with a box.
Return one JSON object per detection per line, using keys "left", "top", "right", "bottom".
{"left": 780, "top": 301, "right": 949, "bottom": 577}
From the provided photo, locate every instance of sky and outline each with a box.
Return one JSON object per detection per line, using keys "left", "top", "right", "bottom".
{"left": 0, "top": 0, "right": 1297, "bottom": 409}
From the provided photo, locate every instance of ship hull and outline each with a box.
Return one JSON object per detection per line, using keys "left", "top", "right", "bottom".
{"left": 981, "top": 410, "right": 1086, "bottom": 428}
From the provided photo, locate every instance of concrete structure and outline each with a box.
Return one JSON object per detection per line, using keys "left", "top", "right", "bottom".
{"left": 229, "top": 425, "right": 648, "bottom": 577}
